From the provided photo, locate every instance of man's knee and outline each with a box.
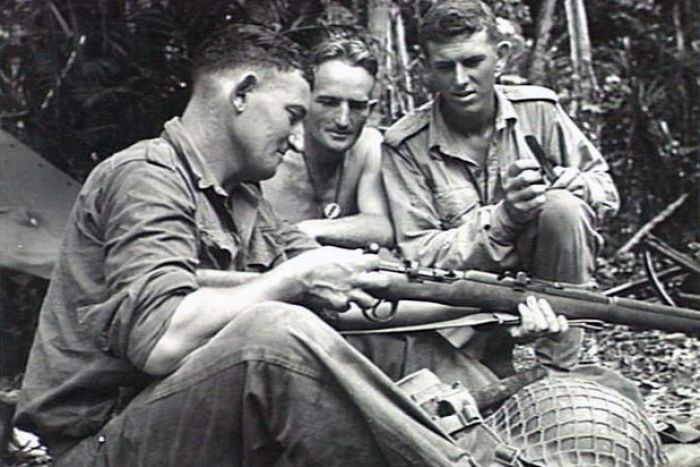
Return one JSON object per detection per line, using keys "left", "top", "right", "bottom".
{"left": 219, "top": 301, "right": 332, "bottom": 348}
{"left": 538, "top": 190, "right": 592, "bottom": 231}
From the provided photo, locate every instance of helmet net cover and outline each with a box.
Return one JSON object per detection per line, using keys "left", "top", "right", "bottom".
{"left": 485, "top": 377, "right": 667, "bottom": 467}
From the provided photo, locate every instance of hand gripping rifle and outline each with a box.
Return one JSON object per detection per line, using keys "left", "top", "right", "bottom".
{"left": 358, "top": 259, "right": 700, "bottom": 336}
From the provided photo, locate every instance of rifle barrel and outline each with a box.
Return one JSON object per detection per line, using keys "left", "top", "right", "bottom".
{"left": 371, "top": 268, "right": 700, "bottom": 335}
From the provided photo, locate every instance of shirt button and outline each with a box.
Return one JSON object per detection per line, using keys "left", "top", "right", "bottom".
{"left": 97, "top": 435, "right": 106, "bottom": 444}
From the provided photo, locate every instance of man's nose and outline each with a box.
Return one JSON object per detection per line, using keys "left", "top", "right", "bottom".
{"left": 455, "top": 63, "right": 470, "bottom": 87}
{"left": 334, "top": 102, "right": 351, "bottom": 128}
{"left": 289, "top": 123, "right": 304, "bottom": 152}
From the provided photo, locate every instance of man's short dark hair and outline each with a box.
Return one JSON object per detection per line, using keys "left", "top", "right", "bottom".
{"left": 420, "top": 0, "right": 499, "bottom": 48}
{"left": 193, "top": 24, "right": 313, "bottom": 85}
{"left": 310, "top": 34, "right": 378, "bottom": 79}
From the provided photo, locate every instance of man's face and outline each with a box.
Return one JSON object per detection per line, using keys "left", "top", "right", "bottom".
{"left": 425, "top": 30, "right": 506, "bottom": 119}
{"left": 235, "top": 70, "right": 310, "bottom": 181}
{"left": 306, "top": 59, "right": 375, "bottom": 155}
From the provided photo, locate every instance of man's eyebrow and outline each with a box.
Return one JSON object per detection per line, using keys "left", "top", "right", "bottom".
{"left": 462, "top": 54, "right": 486, "bottom": 62}
{"left": 432, "top": 59, "right": 455, "bottom": 67}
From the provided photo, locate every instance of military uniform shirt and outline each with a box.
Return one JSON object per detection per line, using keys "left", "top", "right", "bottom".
{"left": 381, "top": 84, "right": 619, "bottom": 271}
{"left": 15, "top": 118, "right": 317, "bottom": 448}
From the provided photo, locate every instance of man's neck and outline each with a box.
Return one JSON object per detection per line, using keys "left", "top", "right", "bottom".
{"left": 303, "top": 136, "right": 345, "bottom": 174}
{"left": 180, "top": 106, "right": 241, "bottom": 190}
{"left": 440, "top": 94, "right": 497, "bottom": 137}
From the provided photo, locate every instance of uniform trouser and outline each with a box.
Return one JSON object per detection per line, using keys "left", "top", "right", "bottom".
{"left": 516, "top": 189, "right": 600, "bottom": 284}
{"left": 54, "top": 303, "right": 486, "bottom": 467}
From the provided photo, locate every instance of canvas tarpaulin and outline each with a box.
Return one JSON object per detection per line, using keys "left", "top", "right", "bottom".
{"left": 0, "top": 129, "right": 80, "bottom": 279}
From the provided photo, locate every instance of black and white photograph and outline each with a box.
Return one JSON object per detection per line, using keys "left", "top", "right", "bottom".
{"left": 1, "top": 1, "right": 698, "bottom": 465}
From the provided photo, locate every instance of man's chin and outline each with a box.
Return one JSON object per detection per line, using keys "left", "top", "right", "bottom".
{"left": 321, "top": 135, "right": 357, "bottom": 153}
{"left": 444, "top": 96, "right": 484, "bottom": 117}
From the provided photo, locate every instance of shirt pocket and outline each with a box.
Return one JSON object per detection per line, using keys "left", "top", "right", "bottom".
{"left": 433, "top": 186, "right": 481, "bottom": 229}
{"left": 244, "top": 227, "right": 285, "bottom": 272}
{"left": 198, "top": 226, "right": 238, "bottom": 270}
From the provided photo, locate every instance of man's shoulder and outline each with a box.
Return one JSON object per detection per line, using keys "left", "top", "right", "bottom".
{"left": 349, "top": 126, "right": 383, "bottom": 159}
{"left": 89, "top": 138, "right": 174, "bottom": 175}
{"left": 108, "top": 137, "right": 178, "bottom": 170}
{"left": 383, "top": 102, "right": 433, "bottom": 148}
{"left": 498, "top": 84, "right": 559, "bottom": 105}
{"left": 356, "top": 126, "right": 383, "bottom": 147}
{"left": 84, "top": 138, "right": 183, "bottom": 198}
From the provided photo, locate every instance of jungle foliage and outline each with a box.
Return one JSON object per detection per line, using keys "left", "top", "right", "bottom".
{"left": 1, "top": 0, "right": 697, "bottom": 254}
{"left": 1, "top": 1, "right": 699, "bottom": 456}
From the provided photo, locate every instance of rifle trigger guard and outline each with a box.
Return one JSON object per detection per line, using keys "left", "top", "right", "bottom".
{"left": 363, "top": 299, "right": 399, "bottom": 323}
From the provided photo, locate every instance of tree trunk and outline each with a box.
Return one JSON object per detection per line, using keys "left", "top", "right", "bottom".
{"left": 563, "top": 0, "right": 601, "bottom": 142}
{"left": 673, "top": 0, "right": 697, "bottom": 143}
{"left": 563, "top": 0, "right": 598, "bottom": 117}
{"left": 527, "top": 0, "right": 558, "bottom": 85}
{"left": 366, "top": 0, "right": 392, "bottom": 125}
{"left": 367, "top": 0, "right": 392, "bottom": 39}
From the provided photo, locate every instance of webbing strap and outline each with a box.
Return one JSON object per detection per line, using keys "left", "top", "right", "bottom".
{"left": 493, "top": 444, "right": 522, "bottom": 466}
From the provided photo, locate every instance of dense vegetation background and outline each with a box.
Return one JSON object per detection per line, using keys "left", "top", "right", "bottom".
{"left": 1, "top": 0, "right": 699, "bottom": 458}
{"left": 1, "top": 0, "right": 697, "bottom": 247}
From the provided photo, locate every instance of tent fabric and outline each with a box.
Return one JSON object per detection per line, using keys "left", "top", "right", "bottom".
{"left": 0, "top": 129, "right": 80, "bottom": 279}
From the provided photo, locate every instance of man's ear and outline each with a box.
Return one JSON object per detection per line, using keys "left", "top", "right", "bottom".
{"left": 368, "top": 99, "right": 379, "bottom": 113}
{"left": 230, "top": 73, "right": 259, "bottom": 113}
{"left": 494, "top": 41, "right": 512, "bottom": 76}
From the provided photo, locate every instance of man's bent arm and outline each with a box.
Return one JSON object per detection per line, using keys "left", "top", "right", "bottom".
{"left": 381, "top": 143, "right": 525, "bottom": 270}
{"left": 296, "top": 214, "right": 393, "bottom": 248}
{"left": 143, "top": 269, "right": 304, "bottom": 375}
{"left": 544, "top": 103, "right": 620, "bottom": 219}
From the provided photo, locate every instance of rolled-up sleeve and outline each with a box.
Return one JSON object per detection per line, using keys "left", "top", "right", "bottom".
{"left": 381, "top": 143, "right": 524, "bottom": 270}
{"left": 95, "top": 160, "right": 199, "bottom": 369}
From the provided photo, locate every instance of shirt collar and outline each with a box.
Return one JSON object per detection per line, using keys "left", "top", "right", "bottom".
{"left": 230, "top": 183, "right": 261, "bottom": 248}
{"left": 163, "top": 118, "right": 262, "bottom": 247}
{"left": 427, "top": 87, "right": 518, "bottom": 159}
{"left": 162, "top": 117, "right": 228, "bottom": 197}
{"left": 494, "top": 85, "right": 518, "bottom": 130}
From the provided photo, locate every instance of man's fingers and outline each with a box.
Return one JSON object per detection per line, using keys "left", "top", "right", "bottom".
{"left": 506, "top": 159, "right": 542, "bottom": 177}
{"left": 506, "top": 170, "right": 545, "bottom": 191}
{"left": 537, "top": 298, "right": 561, "bottom": 333}
{"left": 558, "top": 315, "right": 570, "bottom": 333}
{"left": 551, "top": 167, "right": 578, "bottom": 189}
{"left": 508, "top": 183, "right": 547, "bottom": 202}
{"left": 512, "top": 297, "right": 570, "bottom": 340}
{"left": 313, "top": 290, "right": 352, "bottom": 312}
{"left": 512, "top": 302, "right": 534, "bottom": 338}
{"left": 346, "top": 289, "right": 380, "bottom": 310}
{"left": 353, "top": 271, "right": 390, "bottom": 290}
{"left": 527, "top": 296, "right": 548, "bottom": 331}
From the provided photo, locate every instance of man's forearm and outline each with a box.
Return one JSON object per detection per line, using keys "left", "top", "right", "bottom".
{"left": 297, "top": 213, "right": 393, "bottom": 249}
{"left": 196, "top": 269, "right": 261, "bottom": 288}
{"left": 143, "top": 269, "right": 303, "bottom": 376}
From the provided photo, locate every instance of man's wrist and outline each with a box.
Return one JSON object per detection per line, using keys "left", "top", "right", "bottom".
{"left": 265, "top": 262, "right": 309, "bottom": 302}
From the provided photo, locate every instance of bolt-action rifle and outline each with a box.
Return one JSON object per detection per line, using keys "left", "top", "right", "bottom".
{"left": 196, "top": 259, "right": 700, "bottom": 336}
{"left": 357, "top": 260, "right": 700, "bottom": 335}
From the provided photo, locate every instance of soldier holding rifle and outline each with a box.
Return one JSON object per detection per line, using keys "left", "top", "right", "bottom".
{"left": 14, "top": 23, "right": 584, "bottom": 466}
{"left": 381, "top": 0, "right": 618, "bottom": 378}
{"left": 258, "top": 31, "right": 577, "bottom": 392}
